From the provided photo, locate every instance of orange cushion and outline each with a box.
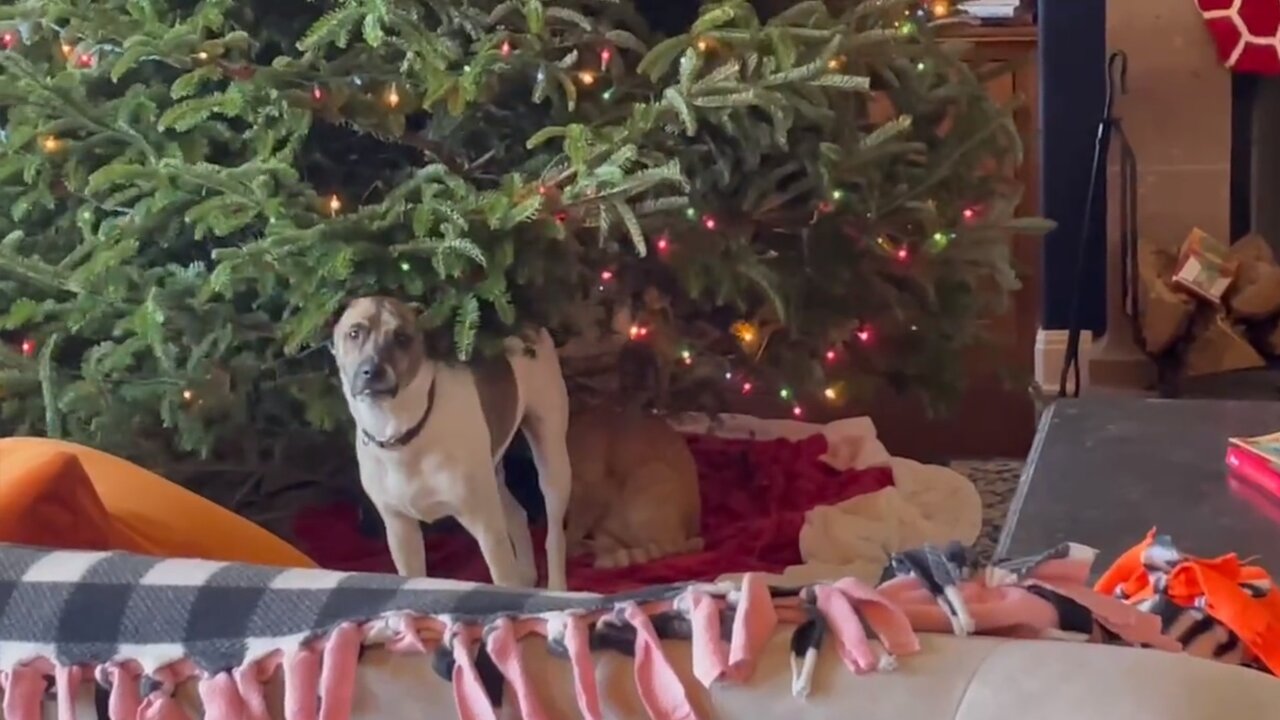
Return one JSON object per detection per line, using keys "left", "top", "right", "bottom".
{"left": 0, "top": 437, "right": 316, "bottom": 568}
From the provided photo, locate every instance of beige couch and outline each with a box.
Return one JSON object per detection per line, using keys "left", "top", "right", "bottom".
{"left": 28, "top": 616, "right": 1276, "bottom": 720}
{"left": 339, "top": 631, "right": 1279, "bottom": 720}
{"left": 37, "top": 633, "right": 1280, "bottom": 720}
{"left": 35, "top": 606, "right": 1280, "bottom": 720}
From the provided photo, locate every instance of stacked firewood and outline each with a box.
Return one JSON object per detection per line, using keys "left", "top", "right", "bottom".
{"left": 1136, "top": 229, "right": 1280, "bottom": 376}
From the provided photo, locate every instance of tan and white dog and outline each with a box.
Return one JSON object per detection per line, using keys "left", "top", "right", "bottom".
{"left": 332, "top": 297, "right": 572, "bottom": 590}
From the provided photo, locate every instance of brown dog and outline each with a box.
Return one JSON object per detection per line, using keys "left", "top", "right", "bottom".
{"left": 331, "top": 297, "right": 572, "bottom": 589}
{"left": 565, "top": 405, "right": 702, "bottom": 568}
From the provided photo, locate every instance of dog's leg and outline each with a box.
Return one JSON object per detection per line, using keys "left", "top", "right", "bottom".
{"left": 497, "top": 467, "right": 537, "bottom": 587}
{"left": 381, "top": 508, "right": 427, "bottom": 577}
{"left": 457, "top": 469, "right": 524, "bottom": 587}
{"left": 514, "top": 329, "right": 572, "bottom": 591}
{"left": 523, "top": 416, "right": 572, "bottom": 592}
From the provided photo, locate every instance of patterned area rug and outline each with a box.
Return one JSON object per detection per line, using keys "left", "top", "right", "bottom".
{"left": 950, "top": 459, "right": 1026, "bottom": 562}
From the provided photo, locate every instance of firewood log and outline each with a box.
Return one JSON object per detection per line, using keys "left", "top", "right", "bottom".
{"left": 1136, "top": 237, "right": 1194, "bottom": 354}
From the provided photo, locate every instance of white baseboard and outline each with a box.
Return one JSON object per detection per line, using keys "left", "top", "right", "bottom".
{"left": 1035, "top": 328, "right": 1093, "bottom": 396}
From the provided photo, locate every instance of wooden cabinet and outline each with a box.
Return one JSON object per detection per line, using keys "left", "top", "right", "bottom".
{"left": 604, "top": 20, "right": 1043, "bottom": 461}
{"left": 716, "top": 26, "right": 1043, "bottom": 461}
{"left": 861, "top": 26, "right": 1042, "bottom": 461}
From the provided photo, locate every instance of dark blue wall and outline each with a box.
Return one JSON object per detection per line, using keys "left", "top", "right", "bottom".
{"left": 1039, "top": 0, "right": 1108, "bottom": 333}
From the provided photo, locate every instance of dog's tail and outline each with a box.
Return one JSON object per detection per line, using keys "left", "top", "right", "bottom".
{"left": 592, "top": 537, "right": 705, "bottom": 569}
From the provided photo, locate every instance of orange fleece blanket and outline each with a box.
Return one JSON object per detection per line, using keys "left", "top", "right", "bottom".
{"left": 0, "top": 437, "right": 314, "bottom": 567}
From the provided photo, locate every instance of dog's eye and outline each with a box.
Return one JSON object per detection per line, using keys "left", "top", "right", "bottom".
{"left": 393, "top": 330, "right": 412, "bottom": 347}
{"left": 347, "top": 327, "right": 364, "bottom": 341}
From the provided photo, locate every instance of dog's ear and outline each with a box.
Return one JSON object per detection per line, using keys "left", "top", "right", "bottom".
{"left": 404, "top": 300, "right": 427, "bottom": 318}
{"left": 325, "top": 297, "right": 354, "bottom": 354}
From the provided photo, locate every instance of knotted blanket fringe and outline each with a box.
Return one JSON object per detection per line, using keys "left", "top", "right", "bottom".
{"left": 0, "top": 542, "right": 1182, "bottom": 720}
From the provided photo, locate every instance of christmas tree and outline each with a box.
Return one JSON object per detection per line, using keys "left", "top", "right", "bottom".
{"left": 0, "top": 0, "right": 1048, "bottom": 495}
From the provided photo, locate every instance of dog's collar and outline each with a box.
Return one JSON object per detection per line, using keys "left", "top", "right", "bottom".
{"left": 360, "top": 377, "right": 436, "bottom": 450}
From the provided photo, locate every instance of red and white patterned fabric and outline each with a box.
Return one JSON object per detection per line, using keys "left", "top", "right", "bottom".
{"left": 1197, "top": 0, "right": 1280, "bottom": 74}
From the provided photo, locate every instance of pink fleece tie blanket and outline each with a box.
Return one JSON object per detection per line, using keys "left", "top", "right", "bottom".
{"left": 0, "top": 540, "right": 1226, "bottom": 720}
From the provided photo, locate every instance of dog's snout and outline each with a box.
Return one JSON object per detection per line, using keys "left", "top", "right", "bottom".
{"left": 357, "top": 359, "right": 385, "bottom": 379}
{"left": 351, "top": 357, "right": 396, "bottom": 396}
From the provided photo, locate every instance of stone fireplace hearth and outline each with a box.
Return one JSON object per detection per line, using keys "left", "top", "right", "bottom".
{"left": 1063, "top": 1, "right": 1280, "bottom": 394}
{"left": 1104, "top": 2, "right": 1230, "bottom": 253}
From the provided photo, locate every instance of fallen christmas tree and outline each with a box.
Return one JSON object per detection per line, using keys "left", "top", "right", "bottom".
{"left": 0, "top": 0, "right": 1048, "bottom": 503}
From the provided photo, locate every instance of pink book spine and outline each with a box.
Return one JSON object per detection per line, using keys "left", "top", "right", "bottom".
{"left": 1226, "top": 445, "right": 1280, "bottom": 499}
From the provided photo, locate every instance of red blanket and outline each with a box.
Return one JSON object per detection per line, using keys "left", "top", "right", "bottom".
{"left": 293, "top": 433, "right": 894, "bottom": 593}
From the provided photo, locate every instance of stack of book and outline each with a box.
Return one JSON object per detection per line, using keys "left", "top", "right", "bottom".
{"left": 959, "top": 0, "right": 1026, "bottom": 21}
{"left": 1227, "top": 432, "right": 1280, "bottom": 500}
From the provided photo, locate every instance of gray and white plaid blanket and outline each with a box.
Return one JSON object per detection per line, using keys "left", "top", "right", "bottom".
{"left": 0, "top": 543, "right": 689, "bottom": 673}
{"left": 0, "top": 539, "right": 1200, "bottom": 720}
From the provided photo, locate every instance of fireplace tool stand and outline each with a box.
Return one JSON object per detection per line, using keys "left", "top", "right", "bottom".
{"left": 1060, "top": 51, "right": 1134, "bottom": 397}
